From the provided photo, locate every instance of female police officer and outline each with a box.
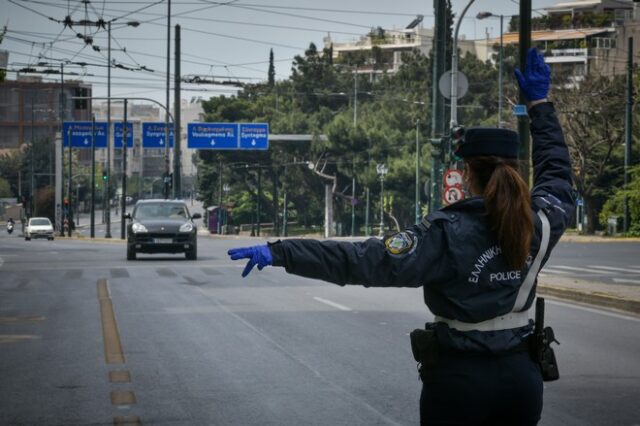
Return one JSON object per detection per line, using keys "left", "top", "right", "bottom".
{"left": 228, "top": 48, "right": 574, "bottom": 425}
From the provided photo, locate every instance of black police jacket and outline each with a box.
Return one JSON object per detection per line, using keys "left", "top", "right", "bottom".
{"left": 269, "top": 102, "right": 575, "bottom": 353}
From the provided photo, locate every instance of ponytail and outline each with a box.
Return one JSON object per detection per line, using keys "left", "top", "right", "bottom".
{"left": 465, "top": 157, "right": 533, "bottom": 270}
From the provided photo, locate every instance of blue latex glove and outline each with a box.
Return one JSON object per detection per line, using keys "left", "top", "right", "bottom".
{"left": 514, "top": 48, "right": 551, "bottom": 101}
{"left": 228, "top": 245, "right": 273, "bottom": 277}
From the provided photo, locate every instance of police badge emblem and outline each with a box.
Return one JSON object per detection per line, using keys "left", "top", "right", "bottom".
{"left": 384, "top": 231, "right": 417, "bottom": 256}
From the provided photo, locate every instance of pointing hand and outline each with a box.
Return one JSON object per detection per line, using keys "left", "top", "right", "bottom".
{"left": 228, "top": 245, "right": 273, "bottom": 277}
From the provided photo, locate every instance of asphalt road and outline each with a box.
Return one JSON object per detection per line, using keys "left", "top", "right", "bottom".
{"left": 1, "top": 232, "right": 639, "bottom": 425}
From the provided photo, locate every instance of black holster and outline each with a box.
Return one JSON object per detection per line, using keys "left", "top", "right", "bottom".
{"left": 530, "top": 298, "right": 560, "bottom": 382}
{"left": 410, "top": 327, "right": 438, "bottom": 380}
{"left": 530, "top": 326, "right": 560, "bottom": 381}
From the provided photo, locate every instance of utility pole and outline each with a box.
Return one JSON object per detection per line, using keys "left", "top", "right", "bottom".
{"left": 67, "top": 126, "right": 72, "bottom": 237}
{"left": 430, "top": 0, "right": 447, "bottom": 212}
{"left": 218, "top": 159, "right": 223, "bottom": 234}
{"left": 106, "top": 21, "right": 113, "bottom": 238}
{"left": 518, "top": 0, "right": 532, "bottom": 185}
{"left": 57, "top": 63, "right": 65, "bottom": 236}
{"left": 415, "top": 119, "right": 421, "bottom": 224}
{"left": 173, "top": 24, "right": 182, "bottom": 198}
{"left": 120, "top": 99, "right": 128, "bottom": 240}
{"left": 90, "top": 115, "right": 96, "bottom": 238}
{"left": 498, "top": 14, "right": 504, "bottom": 128}
{"left": 257, "top": 166, "right": 262, "bottom": 237}
{"left": 164, "top": 0, "right": 172, "bottom": 199}
{"left": 624, "top": 36, "right": 633, "bottom": 233}
{"left": 352, "top": 67, "right": 358, "bottom": 237}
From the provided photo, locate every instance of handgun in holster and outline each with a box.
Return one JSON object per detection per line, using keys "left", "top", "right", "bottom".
{"left": 410, "top": 325, "right": 439, "bottom": 380}
{"left": 531, "top": 297, "right": 560, "bottom": 382}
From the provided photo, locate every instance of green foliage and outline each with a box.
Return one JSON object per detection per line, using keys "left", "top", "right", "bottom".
{"left": 0, "top": 151, "right": 23, "bottom": 197}
{"left": 600, "top": 166, "right": 640, "bottom": 236}
{"left": 0, "top": 177, "right": 11, "bottom": 197}
{"left": 195, "top": 39, "right": 520, "bottom": 233}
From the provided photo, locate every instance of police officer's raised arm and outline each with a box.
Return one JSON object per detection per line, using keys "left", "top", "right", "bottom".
{"left": 516, "top": 48, "right": 575, "bottom": 244}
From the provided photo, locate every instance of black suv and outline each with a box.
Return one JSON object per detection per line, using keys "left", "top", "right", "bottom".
{"left": 126, "top": 200, "right": 201, "bottom": 260}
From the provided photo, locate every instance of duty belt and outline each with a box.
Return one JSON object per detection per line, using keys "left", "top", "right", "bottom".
{"left": 434, "top": 210, "right": 551, "bottom": 333}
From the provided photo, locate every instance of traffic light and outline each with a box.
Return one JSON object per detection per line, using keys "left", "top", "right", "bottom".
{"left": 102, "top": 170, "right": 108, "bottom": 181}
{"left": 449, "top": 126, "right": 465, "bottom": 164}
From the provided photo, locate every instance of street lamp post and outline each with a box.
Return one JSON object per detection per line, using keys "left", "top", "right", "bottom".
{"left": 106, "top": 19, "right": 140, "bottom": 239}
{"left": 376, "top": 163, "right": 388, "bottom": 237}
{"left": 450, "top": 0, "right": 477, "bottom": 128}
{"left": 477, "top": 12, "right": 505, "bottom": 128}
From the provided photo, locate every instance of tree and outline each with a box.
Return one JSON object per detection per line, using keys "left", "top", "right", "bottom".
{"left": 553, "top": 74, "right": 627, "bottom": 233}
{"left": 268, "top": 48, "right": 275, "bottom": 88}
{"left": 0, "top": 151, "right": 23, "bottom": 197}
{"left": 0, "top": 177, "right": 11, "bottom": 197}
{"left": 600, "top": 165, "right": 640, "bottom": 236}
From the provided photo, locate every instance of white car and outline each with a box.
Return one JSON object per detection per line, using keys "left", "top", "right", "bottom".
{"left": 25, "top": 217, "right": 54, "bottom": 241}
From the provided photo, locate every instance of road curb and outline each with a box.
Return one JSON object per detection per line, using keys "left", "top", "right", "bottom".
{"left": 538, "top": 284, "right": 640, "bottom": 315}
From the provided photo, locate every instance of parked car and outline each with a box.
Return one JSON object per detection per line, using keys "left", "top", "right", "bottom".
{"left": 125, "top": 199, "right": 201, "bottom": 260}
{"left": 25, "top": 217, "right": 54, "bottom": 241}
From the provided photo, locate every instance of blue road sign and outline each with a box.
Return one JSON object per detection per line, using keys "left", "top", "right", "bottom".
{"left": 63, "top": 122, "right": 108, "bottom": 148}
{"left": 239, "top": 123, "right": 269, "bottom": 150}
{"left": 188, "top": 123, "right": 238, "bottom": 149}
{"left": 142, "top": 122, "right": 174, "bottom": 148}
{"left": 113, "top": 122, "right": 134, "bottom": 148}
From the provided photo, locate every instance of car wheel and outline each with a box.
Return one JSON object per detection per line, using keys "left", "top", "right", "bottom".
{"left": 127, "top": 245, "right": 137, "bottom": 261}
{"left": 186, "top": 244, "right": 197, "bottom": 260}
{"left": 48, "top": 237, "right": 54, "bottom": 241}
{"left": 25, "top": 235, "right": 31, "bottom": 241}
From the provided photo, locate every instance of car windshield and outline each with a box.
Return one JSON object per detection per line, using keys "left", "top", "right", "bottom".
{"left": 134, "top": 203, "right": 188, "bottom": 220}
{"left": 30, "top": 218, "right": 51, "bottom": 226}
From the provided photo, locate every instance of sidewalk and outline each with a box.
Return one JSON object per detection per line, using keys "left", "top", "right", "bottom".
{"left": 538, "top": 276, "right": 640, "bottom": 315}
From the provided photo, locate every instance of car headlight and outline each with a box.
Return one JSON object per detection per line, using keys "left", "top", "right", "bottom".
{"left": 179, "top": 222, "right": 194, "bottom": 233}
{"left": 131, "top": 222, "right": 148, "bottom": 233}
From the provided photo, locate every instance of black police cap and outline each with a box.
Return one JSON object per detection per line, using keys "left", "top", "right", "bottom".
{"left": 455, "top": 127, "right": 519, "bottom": 159}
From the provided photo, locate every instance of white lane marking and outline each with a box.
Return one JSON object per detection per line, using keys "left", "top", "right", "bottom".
{"left": 551, "top": 265, "right": 610, "bottom": 274}
{"left": 591, "top": 265, "right": 640, "bottom": 274}
{"left": 548, "top": 299, "right": 640, "bottom": 322}
{"left": 613, "top": 278, "right": 640, "bottom": 285}
{"left": 0, "top": 254, "right": 19, "bottom": 257}
{"left": 0, "top": 256, "right": 3, "bottom": 269}
{"left": 540, "top": 268, "right": 571, "bottom": 275}
{"left": 312, "top": 296, "right": 352, "bottom": 312}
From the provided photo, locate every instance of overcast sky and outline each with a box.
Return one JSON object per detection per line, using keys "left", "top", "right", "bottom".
{"left": 2, "top": 0, "right": 559, "bottom": 105}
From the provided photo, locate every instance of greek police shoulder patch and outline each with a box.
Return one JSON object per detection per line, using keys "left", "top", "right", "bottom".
{"left": 384, "top": 231, "right": 417, "bottom": 256}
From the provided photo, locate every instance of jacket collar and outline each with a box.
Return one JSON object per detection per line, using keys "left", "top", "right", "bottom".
{"left": 441, "top": 196, "right": 485, "bottom": 212}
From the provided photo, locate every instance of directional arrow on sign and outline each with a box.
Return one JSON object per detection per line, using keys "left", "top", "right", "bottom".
{"left": 159, "top": 139, "right": 164, "bottom": 146}
{"left": 83, "top": 138, "right": 89, "bottom": 145}
{"left": 211, "top": 139, "right": 216, "bottom": 146}
{"left": 251, "top": 139, "right": 256, "bottom": 146}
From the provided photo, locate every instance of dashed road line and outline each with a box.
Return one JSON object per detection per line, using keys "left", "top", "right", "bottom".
{"left": 313, "top": 296, "right": 352, "bottom": 311}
